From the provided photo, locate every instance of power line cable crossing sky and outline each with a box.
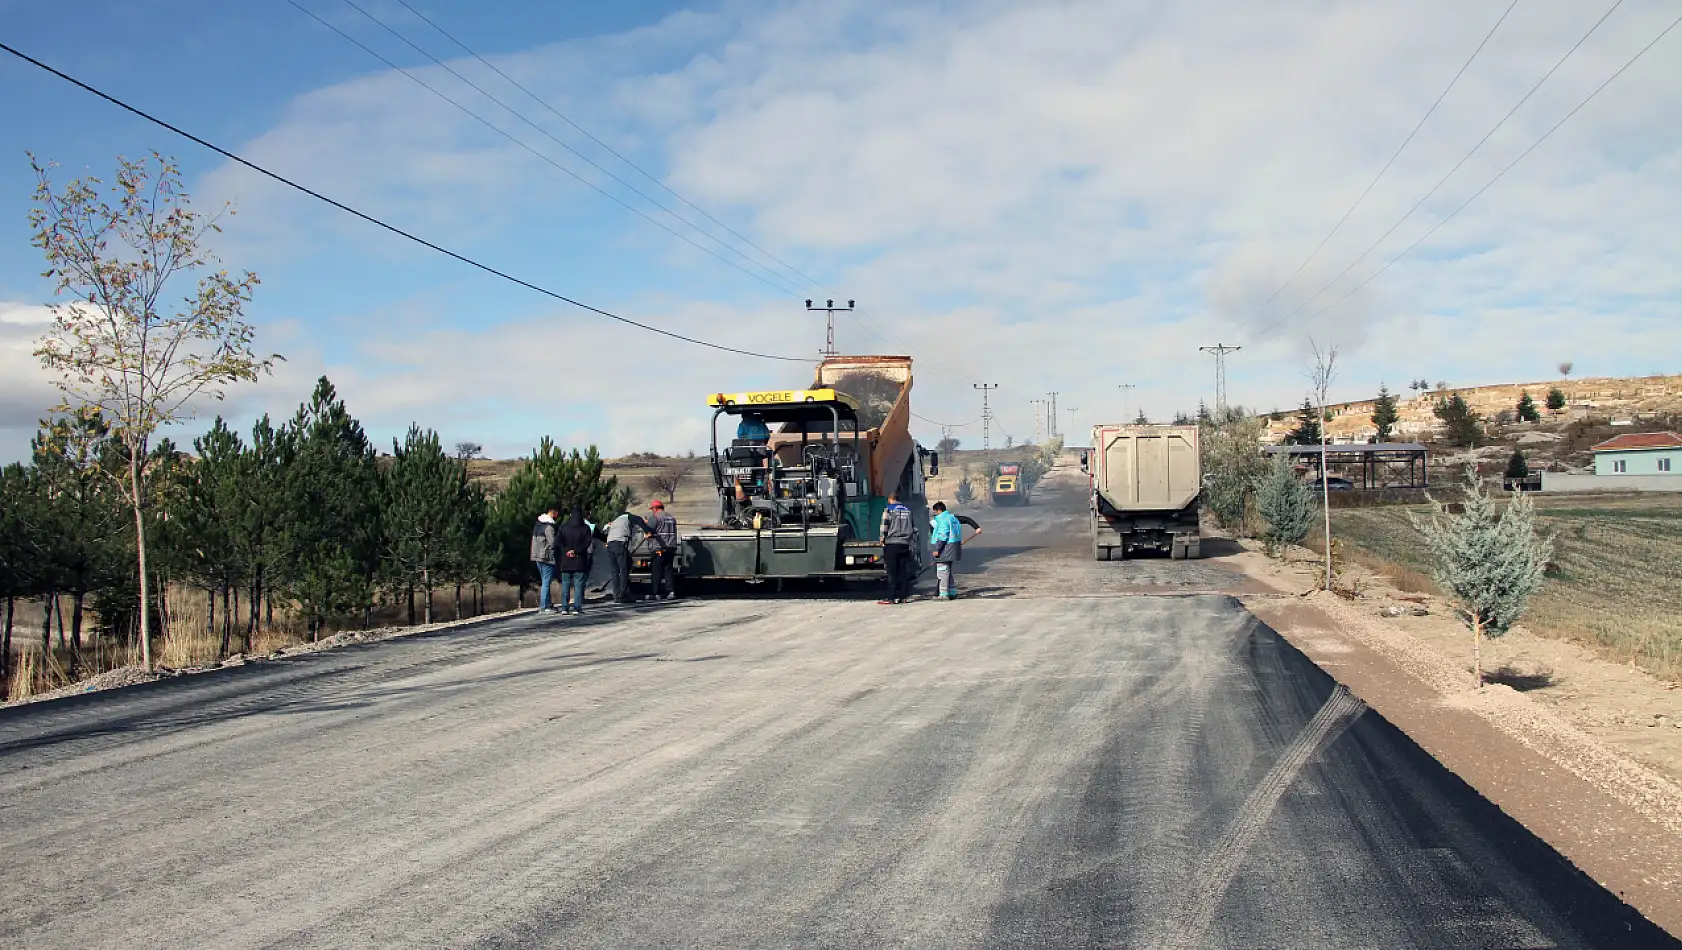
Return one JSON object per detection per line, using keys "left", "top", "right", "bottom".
{"left": 0, "top": 41, "right": 811, "bottom": 363}
{"left": 284, "top": 0, "right": 810, "bottom": 300}
{"left": 1249, "top": 0, "right": 1635, "bottom": 343}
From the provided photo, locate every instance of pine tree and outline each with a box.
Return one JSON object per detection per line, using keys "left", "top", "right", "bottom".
{"left": 0, "top": 464, "right": 33, "bottom": 686}
{"left": 1196, "top": 401, "right": 1212, "bottom": 424}
{"left": 1432, "top": 393, "right": 1482, "bottom": 446}
{"left": 235, "top": 415, "right": 287, "bottom": 649}
{"left": 1256, "top": 453, "right": 1316, "bottom": 555}
{"left": 1546, "top": 388, "right": 1566, "bottom": 412}
{"left": 1285, "top": 398, "right": 1322, "bottom": 446}
{"left": 278, "top": 378, "right": 383, "bottom": 639}
{"left": 1411, "top": 469, "right": 1551, "bottom": 687}
{"left": 384, "top": 425, "right": 478, "bottom": 625}
{"left": 30, "top": 410, "right": 128, "bottom": 674}
{"left": 182, "top": 418, "right": 249, "bottom": 658}
{"left": 1505, "top": 449, "right": 1529, "bottom": 481}
{"left": 1133, "top": 410, "right": 1149, "bottom": 425}
{"left": 1516, "top": 391, "right": 1540, "bottom": 423}
{"left": 1370, "top": 385, "right": 1399, "bottom": 442}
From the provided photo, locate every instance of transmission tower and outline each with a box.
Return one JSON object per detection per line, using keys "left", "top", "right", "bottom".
{"left": 805, "top": 298, "right": 854, "bottom": 359}
{"left": 1199, "top": 344, "right": 1241, "bottom": 414}
{"left": 974, "top": 384, "right": 1000, "bottom": 466}
{"left": 1117, "top": 383, "right": 1136, "bottom": 422}
{"left": 1045, "top": 392, "right": 1060, "bottom": 440}
{"left": 1029, "top": 399, "right": 1045, "bottom": 444}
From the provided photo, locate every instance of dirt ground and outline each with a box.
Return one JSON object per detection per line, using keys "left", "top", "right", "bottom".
{"left": 1228, "top": 539, "right": 1682, "bottom": 789}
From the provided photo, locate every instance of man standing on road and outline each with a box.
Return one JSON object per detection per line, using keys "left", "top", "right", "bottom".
{"left": 646, "top": 499, "right": 680, "bottom": 601}
{"left": 930, "top": 501, "right": 965, "bottom": 600}
{"left": 530, "top": 503, "right": 561, "bottom": 613}
{"left": 557, "top": 504, "right": 595, "bottom": 616}
{"left": 879, "top": 492, "right": 916, "bottom": 605}
{"left": 601, "top": 506, "right": 651, "bottom": 604}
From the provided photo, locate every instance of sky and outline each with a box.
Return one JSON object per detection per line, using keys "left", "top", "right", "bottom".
{"left": 1, "top": 0, "right": 1679, "bottom": 462}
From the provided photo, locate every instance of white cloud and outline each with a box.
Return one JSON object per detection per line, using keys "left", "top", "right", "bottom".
{"left": 0, "top": 303, "right": 59, "bottom": 435}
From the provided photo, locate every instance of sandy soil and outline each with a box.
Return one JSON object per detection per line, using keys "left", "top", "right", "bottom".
{"left": 1229, "top": 541, "right": 1682, "bottom": 787}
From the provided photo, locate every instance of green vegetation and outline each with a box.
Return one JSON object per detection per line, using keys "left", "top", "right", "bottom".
{"left": 1547, "top": 388, "right": 1567, "bottom": 411}
{"left": 1505, "top": 449, "right": 1529, "bottom": 481}
{"left": 1432, "top": 393, "right": 1483, "bottom": 446}
{"left": 1, "top": 377, "right": 627, "bottom": 698}
{"left": 1332, "top": 493, "right": 1682, "bottom": 682}
{"left": 1516, "top": 391, "right": 1541, "bottom": 423}
{"left": 1201, "top": 414, "right": 1268, "bottom": 531}
{"left": 1285, "top": 398, "right": 1322, "bottom": 446}
{"left": 1256, "top": 453, "right": 1316, "bottom": 555}
{"left": 1410, "top": 470, "right": 1551, "bottom": 686}
{"left": 1371, "top": 385, "right": 1399, "bottom": 442}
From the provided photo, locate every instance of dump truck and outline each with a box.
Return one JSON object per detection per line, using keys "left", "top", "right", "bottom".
{"left": 1082, "top": 423, "right": 1202, "bottom": 560}
{"left": 990, "top": 462, "right": 1026, "bottom": 506}
{"left": 634, "top": 356, "right": 936, "bottom": 589}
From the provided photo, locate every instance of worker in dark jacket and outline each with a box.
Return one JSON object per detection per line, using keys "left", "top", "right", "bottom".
{"left": 601, "top": 507, "right": 652, "bottom": 604}
{"left": 557, "top": 504, "right": 595, "bottom": 615}
{"left": 878, "top": 492, "right": 916, "bottom": 604}
{"left": 646, "top": 499, "right": 680, "bottom": 601}
{"left": 530, "top": 504, "right": 561, "bottom": 612}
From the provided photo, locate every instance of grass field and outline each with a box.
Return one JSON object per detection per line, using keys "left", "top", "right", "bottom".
{"left": 1331, "top": 493, "right": 1682, "bottom": 681}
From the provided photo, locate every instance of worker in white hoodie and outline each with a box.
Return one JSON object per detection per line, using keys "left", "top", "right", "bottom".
{"left": 530, "top": 503, "right": 561, "bottom": 612}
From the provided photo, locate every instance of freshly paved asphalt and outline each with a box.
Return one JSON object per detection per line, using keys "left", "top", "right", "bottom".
{"left": 1, "top": 470, "right": 1674, "bottom": 948}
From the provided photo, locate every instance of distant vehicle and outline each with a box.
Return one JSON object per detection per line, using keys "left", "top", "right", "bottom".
{"left": 990, "top": 461, "right": 1027, "bottom": 506}
{"left": 1321, "top": 476, "right": 1355, "bottom": 491}
{"left": 1083, "top": 424, "right": 1202, "bottom": 560}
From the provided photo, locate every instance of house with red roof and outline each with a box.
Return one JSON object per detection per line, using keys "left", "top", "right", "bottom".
{"left": 1591, "top": 431, "right": 1682, "bottom": 476}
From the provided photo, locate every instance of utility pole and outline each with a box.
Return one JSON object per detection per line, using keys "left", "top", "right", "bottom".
{"left": 1045, "top": 392, "right": 1059, "bottom": 440}
{"left": 1117, "top": 383, "right": 1136, "bottom": 422}
{"left": 1199, "top": 344, "right": 1241, "bottom": 415}
{"left": 974, "top": 384, "right": 1000, "bottom": 467}
{"left": 1029, "top": 399, "right": 1044, "bottom": 444}
{"left": 806, "top": 298, "right": 854, "bottom": 359}
{"left": 1062, "top": 406, "right": 1078, "bottom": 445}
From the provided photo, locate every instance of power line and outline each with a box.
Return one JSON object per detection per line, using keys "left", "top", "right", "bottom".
{"left": 285, "top": 0, "right": 807, "bottom": 299}
{"left": 388, "top": 0, "right": 831, "bottom": 297}
{"left": 1255, "top": 0, "right": 1627, "bottom": 336}
{"left": 0, "top": 41, "right": 810, "bottom": 363}
{"left": 911, "top": 412, "right": 979, "bottom": 428}
{"left": 334, "top": 0, "right": 808, "bottom": 298}
{"left": 1251, "top": 0, "right": 1521, "bottom": 317}
{"left": 1250, "top": 8, "right": 1681, "bottom": 343}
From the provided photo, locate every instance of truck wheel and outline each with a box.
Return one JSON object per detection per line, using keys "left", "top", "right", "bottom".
{"left": 1170, "top": 541, "right": 1187, "bottom": 560}
{"left": 1185, "top": 540, "right": 1202, "bottom": 559}
{"left": 1091, "top": 517, "right": 1107, "bottom": 561}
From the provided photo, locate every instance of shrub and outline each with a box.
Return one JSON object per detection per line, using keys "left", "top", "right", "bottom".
{"left": 1410, "top": 468, "right": 1552, "bottom": 687}
{"left": 1256, "top": 453, "right": 1316, "bottom": 555}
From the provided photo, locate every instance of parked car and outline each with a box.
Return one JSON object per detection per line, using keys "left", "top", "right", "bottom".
{"left": 1304, "top": 475, "right": 1355, "bottom": 491}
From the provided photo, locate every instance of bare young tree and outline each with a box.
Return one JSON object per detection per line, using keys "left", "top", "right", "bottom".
{"left": 30, "top": 154, "right": 277, "bottom": 670}
{"left": 1558, "top": 361, "right": 1574, "bottom": 379}
{"left": 1307, "top": 338, "right": 1340, "bottom": 590}
{"left": 645, "top": 458, "right": 697, "bottom": 504}
{"left": 454, "top": 441, "right": 483, "bottom": 461}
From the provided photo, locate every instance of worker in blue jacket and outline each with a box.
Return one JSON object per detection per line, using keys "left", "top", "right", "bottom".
{"left": 930, "top": 501, "right": 970, "bottom": 600}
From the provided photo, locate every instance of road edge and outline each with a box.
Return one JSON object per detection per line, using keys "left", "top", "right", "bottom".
{"left": 1242, "top": 588, "right": 1682, "bottom": 938}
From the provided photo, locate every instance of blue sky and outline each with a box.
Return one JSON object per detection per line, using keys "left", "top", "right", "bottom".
{"left": 3, "top": 0, "right": 1679, "bottom": 461}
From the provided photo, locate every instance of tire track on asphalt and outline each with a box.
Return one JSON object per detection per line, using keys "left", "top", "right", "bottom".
{"left": 1145, "top": 684, "right": 1368, "bottom": 950}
